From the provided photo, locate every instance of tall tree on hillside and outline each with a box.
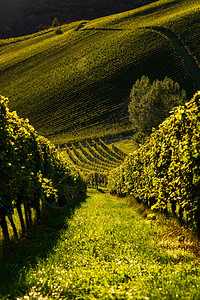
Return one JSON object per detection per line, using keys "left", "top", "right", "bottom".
{"left": 128, "top": 76, "right": 186, "bottom": 142}
{"left": 52, "top": 17, "right": 59, "bottom": 27}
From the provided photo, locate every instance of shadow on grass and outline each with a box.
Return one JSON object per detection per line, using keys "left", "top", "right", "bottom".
{"left": 81, "top": 27, "right": 124, "bottom": 31}
{"left": 75, "top": 22, "right": 125, "bottom": 32}
{"left": 97, "top": 188, "right": 106, "bottom": 193}
{"left": 0, "top": 195, "right": 87, "bottom": 299}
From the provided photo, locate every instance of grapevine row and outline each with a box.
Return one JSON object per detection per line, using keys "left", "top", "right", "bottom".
{"left": 0, "top": 95, "right": 86, "bottom": 241}
{"left": 85, "top": 140, "right": 117, "bottom": 166}
{"left": 77, "top": 142, "right": 116, "bottom": 168}
{"left": 98, "top": 138, "right": 124, "bottom": 161}
{"left": 111, "top": 144, "right": 127, "bottom": 159}
{"left": 64, "top": 140, "right": 126, "bottom": 187}
{"left": 109, "top": 92, "right": 200, "bottom": 233}
{"left": 92, "top": 140, "right": 121, "bottom": 164}
{"left": 64, "top": 145, "right": 111, "bottom": 172}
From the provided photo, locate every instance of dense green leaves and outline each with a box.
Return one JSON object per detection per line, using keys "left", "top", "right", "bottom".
{"left": 109, "top": 92, "right": 200, "bottom": 232}
{"left": 128, "top": 76, "right": 186, "bottom": 142}
{"left": 0, "top": 95, "right": 86, "bottom": 240}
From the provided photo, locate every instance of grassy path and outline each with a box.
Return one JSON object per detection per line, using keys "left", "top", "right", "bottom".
{"left": 146, "top": 26, "right": 200, "bottom": 92}
{"left": 1, "top": 188, "right": 200, "bottom": 299}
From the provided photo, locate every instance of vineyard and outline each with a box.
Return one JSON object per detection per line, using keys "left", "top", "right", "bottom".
{"left": 2, "top": 1, "right": 200, "bottom": 298}
{"left": 0, "top": 95, "right": 86, "bottom": 241}
{"left": 0, "top": 0, "right": 200, "bottom": 144}
{"left": 164, "top": 7, "right": 200, "bottom": 67}
{"left": 109, "top": 91, "right": 200, "bottom": 233}
{"left": 63, "top": 139, "right": 127, "bottom": 187}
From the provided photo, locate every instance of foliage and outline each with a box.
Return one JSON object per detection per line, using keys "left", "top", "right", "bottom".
{"left": 128, "top": 76, "right": 186, "bottom": 142}
{"left": 109, "top": 92, "right": 200, "bottom": 232}
{"left": 52, "top": 17, "right": 59, "bottom": 28}
{"left": 55, "top": 28, "right": 63, "bottom": 35}
{"left": 0, "top": 95, "right": 86, "bottom": 241}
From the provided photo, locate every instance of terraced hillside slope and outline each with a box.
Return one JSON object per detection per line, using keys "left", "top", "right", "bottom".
{"left": 63, "top": 139, "right": 127, "bottom": 187}
{"left": 1, "top": 0, "right": 200, "bottom": 144}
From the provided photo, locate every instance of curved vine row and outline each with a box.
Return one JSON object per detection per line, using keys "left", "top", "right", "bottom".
{"left": 64, "top": 139, "right": 126, "bottom": 187}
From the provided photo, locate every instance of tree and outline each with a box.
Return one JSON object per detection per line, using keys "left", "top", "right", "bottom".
{"left": 52, "top": 17, "right": 59, "bottom": 27}
{"left": 128, "top": 76, "right": 186, "bottom": 142}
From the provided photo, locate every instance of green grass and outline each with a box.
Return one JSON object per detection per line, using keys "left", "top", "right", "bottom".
{"left": 1, "top": 188, "right": 200, "bottom": 299}
{"left": 1, "top": 0, "right": 200, "bottom": 144}
{"left": 112, "top": 138, "right": 138, "bottom": 154}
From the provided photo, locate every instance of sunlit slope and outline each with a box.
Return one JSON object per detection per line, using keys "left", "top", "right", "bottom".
{"left": 0, "top": 0, "right": 200, "bottom": 144}
{"left": 63, "top": 139, "right": 127, "bottom": 187}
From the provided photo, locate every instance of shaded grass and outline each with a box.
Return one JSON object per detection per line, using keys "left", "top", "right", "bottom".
{"left": 0, "top": 195, "right": 86, "bottom": 299}
{"left": 2, "top": 188, "right": 200, "bottom": 299}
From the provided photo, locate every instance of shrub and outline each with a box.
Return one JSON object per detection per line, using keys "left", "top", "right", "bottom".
{"left": 55, "top": 28, "right": 63, "bottom": 35}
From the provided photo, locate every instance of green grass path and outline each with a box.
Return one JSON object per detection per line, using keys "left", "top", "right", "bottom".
{"left": 1, "top": 189, "right": 200, "bottom": 299}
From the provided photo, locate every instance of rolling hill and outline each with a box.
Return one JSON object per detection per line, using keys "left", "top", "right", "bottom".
{"left": 0, "top": 0, "right": 157, "bottom": 38}
{"left": 1, "top": 0, "right": 200, "bottom": 145}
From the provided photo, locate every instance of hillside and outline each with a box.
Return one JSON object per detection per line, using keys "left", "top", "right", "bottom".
{"left": 0, "top": 0, "right": 157, "bottom": 38}
{"left": 1, "top": 0, "right": 200, "bottom": 145}
{"left": 63, "top": 139, "right": 127, "bottom": 187}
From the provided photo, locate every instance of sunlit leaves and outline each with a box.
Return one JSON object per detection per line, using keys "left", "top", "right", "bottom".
{"left": 0, "top": 95, "right": 86, "bottom": 240}
{"left": 109, "top": 92, "right": 200, "bottom": 231}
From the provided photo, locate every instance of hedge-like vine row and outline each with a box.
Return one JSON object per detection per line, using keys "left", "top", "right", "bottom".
{"left": 63, "top": 139, "right": 126, "bottom": 188}
{"left": 0, "top": 95, "right": 86, "bottom": 241}
{"left": 109, "top": 92, "right": 200, "bottom": 232}
{"left": 98, "top": 139, "right": 124, "bottom": 162}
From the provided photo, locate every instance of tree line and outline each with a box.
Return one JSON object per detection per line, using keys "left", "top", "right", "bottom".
{"left": 1, "top": 0, "right": 158, "bottom": 38}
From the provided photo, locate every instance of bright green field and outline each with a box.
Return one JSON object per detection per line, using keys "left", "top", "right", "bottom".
{"left": 1, "top": 0, "right": 200, "bottom": 144}
{"left": 112, "top": 138, "right": 138, "bottom": 154}
{"left": 1, "top": 189, "right": 200, "bottom": 299}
